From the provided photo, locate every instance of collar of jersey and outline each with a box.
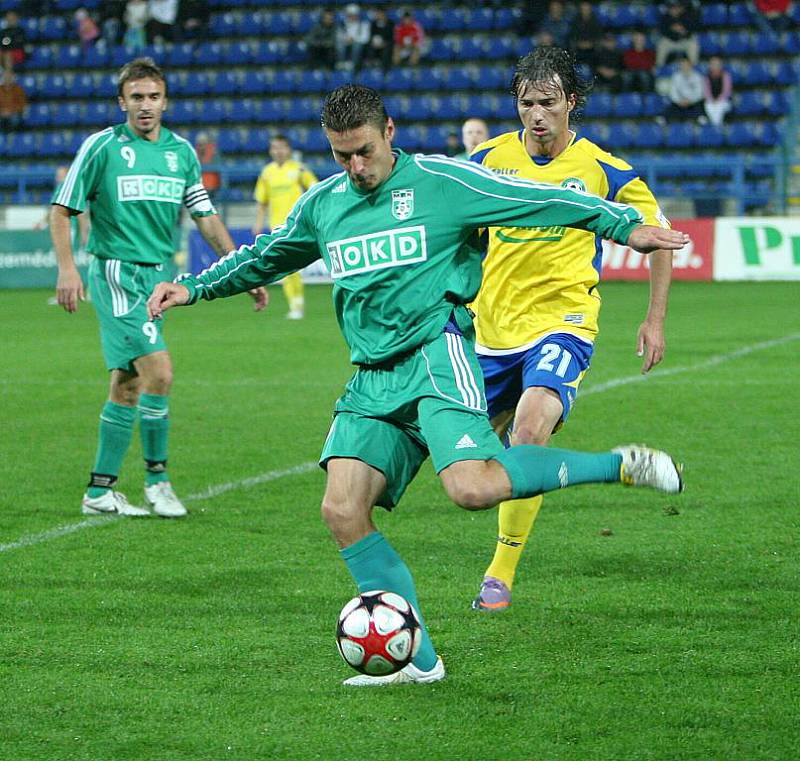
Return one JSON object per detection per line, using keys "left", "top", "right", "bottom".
{"left": 120, "top": 122, "right": 167, "bottom": 144}
{"left": 520, "top": 129, "right": 577, "bottom": 166}
{"left": 347, "top": 149, "right": 408, "bottom": 196}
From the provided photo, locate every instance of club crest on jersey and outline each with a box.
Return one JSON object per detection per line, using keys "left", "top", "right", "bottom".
{"left": 391, "top": 189, "right": 414, "bottom": 220}
{"left": 561, "top": 177, "right": 586, "bottom": 192}
{"left": 165, "top": 151, "right": 179, "bottom": 172}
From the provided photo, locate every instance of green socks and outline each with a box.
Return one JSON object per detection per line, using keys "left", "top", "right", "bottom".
{"left": 341, "top": 532, "right": 438, "bottom": 672}
{"left": 138, "top": 393, "right": 170, "bottom": 486}
{"left": 493, "top": 445, "right": 622, "bottom": 499}
{"left": 87, "top": 401, "right": 136, "bottom": 497}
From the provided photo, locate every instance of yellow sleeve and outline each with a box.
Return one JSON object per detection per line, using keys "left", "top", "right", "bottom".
{"left": 615, "top": 177, "right": 670, "bottom": 229}
{"left": 300, "top": 167, "right": 318, "bottom": 191}
{"left": 253, "top": 170, "right": 270, "bottom": 204}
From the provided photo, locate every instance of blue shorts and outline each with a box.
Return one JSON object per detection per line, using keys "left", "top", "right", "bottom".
{"left": 478, "top": 333, "right": 594, "bottom": 426}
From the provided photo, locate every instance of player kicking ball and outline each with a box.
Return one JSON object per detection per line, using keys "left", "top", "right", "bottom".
{"left": 148, "top": 85, "right": 686, "bottom": 683}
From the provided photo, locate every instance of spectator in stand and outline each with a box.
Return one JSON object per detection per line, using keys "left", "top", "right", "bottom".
{"left": 538, "top": 1, "right": 573, "bottom": 49}
{"left": 622, "top": 30, "right": 656, "bottom": 93}
{"left": 146, "top": 0, "right": 178, "bottom": 44}
{"left": 0, "top": 68, "right": 26, "bottom": 131}
{"left": 568, "top": 1, "right": 602, "bottom": 66}
{"left": 365, "top": 6, "right": 394, "bottom": 74}
{"left": 195, "top": 131, "right": 221, "bottom": 202}
{"left": 752, "top": 0, "right": 794, "bottom": 33}
{"left": 177, "top": 0, "right": 209, "bottom": 42}
{"left": 445, "top": 131, "right": 461, "bottom": 157}
{"left": 101, "top": 1, "right": 126, "bottom": 46}
{"left": 455, "top": 116, "right": 489, "bottom": 160}
{"left": 703, "top": 55, "right": 733, "bottom": 127}
{"left": 124, "top": 0, "right": 148, "bottom": 52}
{"left": 664, "top": 56, "right": 705, "bottom": 122}
{"left": 306, "top": 8, "right": 337, "bottom": 70}
{"left": 0, "top": 11, "right": 27, "bottom": 74}
{"left": 393, "top": 8, "right": 425, "bottom": 66}
{"left": 336, "top": 3, "right": 370, "bottom": 73}
{"left": 75, "top": 8, "right": 101, "bottom": 51}
{"left": 593, "top": 32, "right": 624, "bottom": 93}
{"left": 656, "top": 0, "right": 700, "bottom": 68}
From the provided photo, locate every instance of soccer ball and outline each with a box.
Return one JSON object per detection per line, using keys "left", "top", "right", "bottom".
{"left": 336, "top": 590, "right": 421, "bottom": 676}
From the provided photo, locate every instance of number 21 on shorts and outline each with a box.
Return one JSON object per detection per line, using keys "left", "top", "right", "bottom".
{"left": 536, "top": 343, "right": 573, "bottom": 378}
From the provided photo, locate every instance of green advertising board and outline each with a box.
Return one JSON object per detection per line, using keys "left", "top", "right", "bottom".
{"left": 0, "top": 230, "right": 91, "bottom": 289}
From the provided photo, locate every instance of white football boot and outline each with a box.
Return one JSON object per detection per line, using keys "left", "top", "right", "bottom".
{"left": 144, "top": 481, "right": 188, "bottom": 518}
{"left": 343, "top": 657, "right": 445, "bottom": 687}
{"left": 612, "top": 444, "right": 684, "bottom": 494}
{"left": 81, "top": 491, "right": 150, "bottom": 517}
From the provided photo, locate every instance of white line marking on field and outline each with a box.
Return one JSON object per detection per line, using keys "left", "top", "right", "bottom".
{"left": 0, "top": 462, "right": 319, "bottom": 555}
{"left": 581, "top": 333, "right": 800, "bottom": 398}
{"left": 4, "top": 333, "right": 798, "bottom": 555}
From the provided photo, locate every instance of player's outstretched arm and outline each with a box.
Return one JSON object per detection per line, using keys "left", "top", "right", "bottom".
{"left": 147, "top": 282, "right": 190, "bottom": 320}
{"left": 627, "top": 225, "right": 689, "bottom": 253}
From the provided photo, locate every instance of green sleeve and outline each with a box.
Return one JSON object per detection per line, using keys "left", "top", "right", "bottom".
{"left": 178, "top": 197, "right": 320, "bottom": 303}
{"left": 51, "top": 128, "right": 111, "bottom": 213}
{"left": 415, "top": 155, "right": 644, "bottom": 244}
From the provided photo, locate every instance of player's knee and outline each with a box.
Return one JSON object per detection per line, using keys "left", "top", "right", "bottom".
{"left": 320, "top": 494, "right": 358, "bottom": 532}
{"left": 441, "top": 474, "right": 494, "bottom": 511}
{"left": 511, "top": 424, "right": 550, "bottom": 447}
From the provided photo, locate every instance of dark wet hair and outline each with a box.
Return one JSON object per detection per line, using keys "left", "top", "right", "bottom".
{"left": 117, "top": 57, "right": 167, "bottom": 97}
{"left": 270, "top": 133, "right": 291, "bottom": 146}
{"left": 510, "top": 47, "right": 592, "bottom": 118}
{"left": 320, "top": 84, "right": 389, "bottom": 133}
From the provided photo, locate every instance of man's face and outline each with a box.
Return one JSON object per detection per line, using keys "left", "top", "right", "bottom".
{"left": 326, "top": 119, "right": 396, "bottom": 192}
{"left": 461, "top": 119, "right": 489, "bottom": 153}
{"left": 118, "top": 77, "right": 167, "bottom": 138}
{"left": 516, "top": 77, "right": 574, "bottom": 150}
{"left": 269, "top": 139, "right": 292, "bottom": 164}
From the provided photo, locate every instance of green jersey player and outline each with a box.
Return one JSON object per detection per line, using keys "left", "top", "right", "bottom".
{"left": 148, "top": 85, "right": 687, "bottom": 682}
{"left": 52, "top": 57, "right": 266, "bottom": 518}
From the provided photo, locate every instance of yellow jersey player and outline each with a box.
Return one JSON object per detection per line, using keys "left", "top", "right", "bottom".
{"left": 470, "top": 47, "right": 674, "bottom": 611}
{"left": 253, "top": 134, "right": 318, "bottom": 319}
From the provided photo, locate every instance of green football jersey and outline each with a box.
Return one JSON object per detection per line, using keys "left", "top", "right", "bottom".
{"left": 180, "top": 151, "right": 643, "bottom": 365}
{"left": 52, "top": 123, "right": 215, "bottom": 265}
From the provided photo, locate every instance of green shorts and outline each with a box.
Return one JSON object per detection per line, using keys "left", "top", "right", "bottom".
{"left": 89, "top": 257, "right": 170, "bottom": 372}
{"left": 320, "top": 330, "right": 504, "bottom": 508}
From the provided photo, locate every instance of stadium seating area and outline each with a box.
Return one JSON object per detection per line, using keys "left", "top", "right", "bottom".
{"left": 1, "top": 1, "right": 798, "bottom": 211}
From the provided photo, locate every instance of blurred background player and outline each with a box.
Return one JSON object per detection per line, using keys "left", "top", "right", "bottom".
{"left": 51, "top": 57, "right": 266, "bottom": 518}
{"left": 252, "top": 133, "right": 318, "bottom": 319}
{"left": 455, "top": 116, "right": 490, "bottom": 160}
{"left": 469, "top": 47, "right": 675, "bottom": 612}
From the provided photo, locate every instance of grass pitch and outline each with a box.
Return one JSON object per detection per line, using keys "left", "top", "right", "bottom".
{"left": 1, "top": 282, "right": 798, "bottom": 760}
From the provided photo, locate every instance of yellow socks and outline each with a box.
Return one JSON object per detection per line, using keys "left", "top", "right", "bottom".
{"left": 281, "top": 271, "right": 304, "bottom": 316}
{"left": 484, "top": 495, "right": 543, "bottom": 589}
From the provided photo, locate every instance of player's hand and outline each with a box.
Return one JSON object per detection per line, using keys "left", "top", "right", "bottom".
{"left": 56, "top": 267, "right": 85, "bottom": 313}
{"left": 627, "top": 225, "right": 689, "bottom": 253}
{"left": 636, "top": 318, "right": 666, "bottom": 374}
{"left": 147, "top": 282, "right": 190, "bottom": 319}
{"left": 248, "top": 286, "right": 269, "bottom": 311}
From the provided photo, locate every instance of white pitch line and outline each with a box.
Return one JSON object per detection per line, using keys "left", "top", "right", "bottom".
{"left": 3, "top": 333, "right": 798, "bottom": 555}
{"left": 581, "top": 332, "right": 800, "bottom": 398}
{"left": 0, "top": 462, "right": 319, "bottom": 555}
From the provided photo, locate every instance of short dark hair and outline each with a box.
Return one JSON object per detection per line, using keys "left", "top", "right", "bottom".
{"left": 320, "top": 84, "right": 388, "bottom": 134}
{"left": 270, "top": 133, "right": 291, "bottom": 146}
{"left": 117, "top": 57, "right": 167, "bottom": 97}
{"left": 510, "top": 47, "right": 592, "bottom": 118}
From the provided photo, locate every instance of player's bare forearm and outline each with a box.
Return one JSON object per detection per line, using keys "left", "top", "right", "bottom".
{"left": 195, "top": 213, "right": 236, "bottom": 257}
{"left": 627, "top": 225, "right": 689, "bottom": 253}
{"left": 637, "top": 249, "right": 673, "bottom": 373}
{"left": 147, "top": 282, "right": 190, "bottom": 320}
{"left": 51, "top": 204, "right": 85, "bottom": 313}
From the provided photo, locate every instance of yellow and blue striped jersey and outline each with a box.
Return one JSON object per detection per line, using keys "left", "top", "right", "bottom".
{"left": 253, "top": 159, "right": 318, "bottom": 230}
{"left": 470, "top": 130, "right": 668, "bottom": 351}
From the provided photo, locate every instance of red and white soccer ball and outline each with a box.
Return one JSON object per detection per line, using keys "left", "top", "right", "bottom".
{"left": 336, "top": 590, "right": 422, "bottom": 676}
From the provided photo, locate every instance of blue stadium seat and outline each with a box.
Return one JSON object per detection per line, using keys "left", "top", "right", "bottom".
{"left": 728, "top": 3, "right": 752, "bottom": 26}
{"left": 41, "top": 74, "right": 68, "bottom": 98}
{"left": 752, "top": 31, "right": 774, "bottom": 55}
{"left": 254, "top": 99, "right": 288, "bottom": 122}
{"left": 415, "top": 9, "right": 440, "bottom": 33}
{"left": 217, "top": 130, "right": 243, "bottom": 153}
{"left": 446, "top": 67, "right": 474, "bottom": 90}
{"left": 295, "top": 69, "right": 327, "bottom": 94}
{"left": 477, "top": 65, "right": 507, "bottom": 89}
{"left": 614, "top": 93, "right": 643, "bottom": 118}
{"left": 203, "top": 101, "right": 228, "bottom": 124}
{"left": 775, "top": 61, "right": 797, "bottom": 85}
{"left": 252, "top": 41, "right": 280, "bottom": 64}
{"left": 583, "top": 92, "right": 613, "bottom": 119}
{"left": 223, "top": 41, "right": 253, "bottom": 65}
{"left": 21, "top": 17, "right": 39, "bottom": 43}
{"left": 230, "top": 99, "right": 255, "bottom": 121}
{"left": 83, "top": 44, "right": 110, "bottom": 68}
{"left": 386, "top": 68, "right": 417, "bottom": 92}
{"left": 194, "top": 41, "right": 224, "bottom": 64}
{"left": 726, "top": 122, "right": 758, "bottom": 147}
{"left": 241, "top": 70, "right": 268, "bottom": 95}
{"left": 40, "top": 16, "right": 67, "bottom": 41}
{"left": 642, "top": 93, "right": 666, "bottom": 117}
{"left": 666, "top": 122, "right": 695, "bottom": 149}
{"left": 210, "top": 70, "right": 240, "bottom": 95}
{"left": 725, "top": 32, "right": 752, "bottom": 56}
{"left": 85, "top": 101, "right": 113, "bottom": 125}
{"left": 184, "top": 72, "right": 211, "bottom": 95}
{"left": 410, "top": 94, "right": 435, "bottom": 119}
{"left": 460, "top": 37, "right": 486, "bottom": 60}
{"left": 55, "top": 45, "right": 82, "bottom": 68}
{"left": 170, "top": 100, "right": 200, "bottom": 124}
{"left": 633, "top": 123, "right": 664, "bottom": 149}
{"left": 241, "top": 128, "right": 263, "bottom": 154}
{"left": 700, "top": 3, "right": 728, "bottom": 26}
{"left": 209, "top": 13, "right": 236, "bottom": 36}
{"left": 780, "top": 31, "right": 800, "bottom": 54}
{"left": 698, "top": 32, "right": 723, "bottom": 57}
{"left": 26, "top": 103, "right": 52, "bottom": 127}
{"left": 167, "top": 42, "right": 195, "bottom": 67}
{"left": 94, "top": 73, "right": 117, "bottom": 98}
{"left": 473, "top": 8, "right": 494, "bottom": 30}
{"left": 440, "top": 7, "right": 468, "bottom": 32}
{"left": 437, "top": 95, "right": 467, "bottom": 120}
{"left": 269, "top": 69, "right": 298, "bottom": 94}
{"left": 7, "top": 132, "right": 39, "bottom": 158}
{"left": 494, "top": 8, "right": 521, "bottom": 30}
{"left": 27, "top": 46, "right": 54, "bottom": 70}
{"left": 355, "top": 69, "right": 385, "bottom": 90}
{"left": 40, "top": 132, "right": 67, "bottom": 157}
